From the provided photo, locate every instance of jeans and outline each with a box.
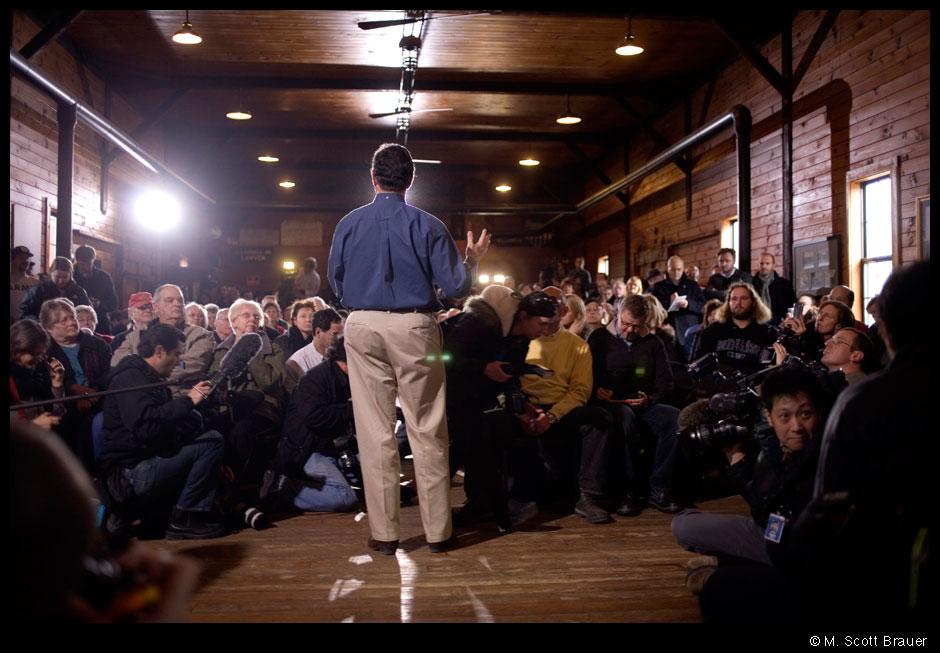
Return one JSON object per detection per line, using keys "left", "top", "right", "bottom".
{"left": 601, "top": 402, "right": 679, "bottom": 493}
{"left": 670, "top": 509, "right": 774, "bottom": 566}
{"left": 122, "top": 430, "right": 224, "bottom": 512}
{"left": 282, "top": 453, "right": 359, "bottom": 512}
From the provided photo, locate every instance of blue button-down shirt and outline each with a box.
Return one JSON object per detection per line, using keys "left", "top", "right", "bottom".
{"left": 328, "top": 193, "right": 476, "bottom": 311}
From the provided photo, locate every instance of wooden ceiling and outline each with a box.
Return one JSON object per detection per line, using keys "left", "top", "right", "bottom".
{"left": 19, "top": 10, "right": 786, "bottom": 223}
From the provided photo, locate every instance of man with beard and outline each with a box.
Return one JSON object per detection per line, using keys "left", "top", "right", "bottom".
{"left": 750, "top": 253, "right": 797, "bottom": 325}
{"left": 697, "top": 282, "right": 776, "bottom": 377}
{"left": 704, "top": 248, "right": 754, "bottom": 302}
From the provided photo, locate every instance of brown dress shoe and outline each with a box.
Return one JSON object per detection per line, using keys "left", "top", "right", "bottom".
{"left": 368, "top": 537, "right": 398, "bottom": 555}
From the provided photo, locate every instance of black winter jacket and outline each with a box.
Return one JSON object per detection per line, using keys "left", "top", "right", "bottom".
{"left": 275, "top": 358, "right": 354, "bottom": 478}
{"left": 98, "top": 354, "right": 200, "bottom": 472}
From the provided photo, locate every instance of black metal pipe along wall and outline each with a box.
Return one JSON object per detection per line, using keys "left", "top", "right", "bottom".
{"left": 570, "top": 104, "right": 753, "bottom": 273}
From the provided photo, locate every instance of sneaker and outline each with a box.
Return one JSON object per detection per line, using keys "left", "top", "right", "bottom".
{"left": 574, "top": 492, "right": 609, "bottom": 524}
{"left": 686, "top": 564, "right": 718, "bottom": 595}
{"left": 615, "top": 491, "right": 644, "bottom": 517}
{"left": 165, "top": 509, "right": 228, "bottom": 540}
{"left": 648, "top": 488, "right": 682, "bottom": 514}
{"left": 257, "top": 469, "right": 279, "bottom": 512}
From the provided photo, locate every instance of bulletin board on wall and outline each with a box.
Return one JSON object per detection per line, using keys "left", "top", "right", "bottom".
{"left": 793, "top": 235, "right": 841, "bottom": 296}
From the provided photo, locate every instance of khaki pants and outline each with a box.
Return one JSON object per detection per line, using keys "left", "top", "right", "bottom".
{"left": 344, "top": 310, "right": 453, "bottom": 543}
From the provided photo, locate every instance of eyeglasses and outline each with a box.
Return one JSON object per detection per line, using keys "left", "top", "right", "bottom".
{"left": 827, "top": 336, "right": 856, "bottom": 350}
{"left": 136, "top": 304, "right": 154, "bottom": 311}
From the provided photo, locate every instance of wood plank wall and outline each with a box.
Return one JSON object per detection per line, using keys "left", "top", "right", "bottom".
{"left": 10, "top": 14, "right": 160, "bottom": 292}
{"left": 10, "top": 11, "right": 930, "bottom": 298}
{"left": 568, "top": 10, "right": 930, "bottom": 289}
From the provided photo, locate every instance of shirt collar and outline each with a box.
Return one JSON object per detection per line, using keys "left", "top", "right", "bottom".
{"left": 373, "top": 192, "right": 406, "bottom": 204}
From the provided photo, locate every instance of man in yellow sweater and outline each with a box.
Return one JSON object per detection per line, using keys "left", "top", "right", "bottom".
{"left": 510, "top": 289, "right": 614, "bottom": 523}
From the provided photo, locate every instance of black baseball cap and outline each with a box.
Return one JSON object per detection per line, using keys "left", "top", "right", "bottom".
{"left": 11, "top": 246, "right": 34, "bottom": 259}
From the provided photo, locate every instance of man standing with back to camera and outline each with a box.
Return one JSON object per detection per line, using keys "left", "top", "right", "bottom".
{"left": 328, "top": 143, "right": 490, "bottom": 555}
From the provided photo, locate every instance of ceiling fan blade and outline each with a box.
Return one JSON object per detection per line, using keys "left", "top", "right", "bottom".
{"left": 368, "top": 110, "right": 405, "bottom": 119}
{"left": 358, "top": 11, "right": 496, "bottom": 31}
{"left": 357, "top": 17, "right": 422, "bottom": 31}
{"left": 370, "top": 107, "right": 453, "bottom": 119}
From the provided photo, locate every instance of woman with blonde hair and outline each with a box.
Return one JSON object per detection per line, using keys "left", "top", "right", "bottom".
{"left": 562, "top": 293, "right": 591, "bottom": 340}
{"left": 643, "top": 293, "right": 683, "bottom": 363}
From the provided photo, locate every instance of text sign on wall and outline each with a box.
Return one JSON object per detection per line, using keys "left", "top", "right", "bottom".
{"left": 280, "top": 220, "right": 322, "bottom": 247}
{"left": 233, "top": 248, "right": 274, "bottom": 263}
{"left": 238, "top": 228, "right": 280, "bottom": 247}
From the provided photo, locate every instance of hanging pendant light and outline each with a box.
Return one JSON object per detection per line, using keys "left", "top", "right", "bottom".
{"left": 226, "top": 88, "right": 252, "bottom": 120}
{"left": 615, "top": 17, "right": 643, "bottom": 56}
{"left": 172, "top": 10, "right": 203, "bottom": 45}
{"left": 556, "top": 95, "right": 582, "bottom": 125}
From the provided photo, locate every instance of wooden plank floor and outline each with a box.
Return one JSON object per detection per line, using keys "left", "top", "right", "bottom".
{"left": 147, "top": 464, "right": 750, "bottom": 623}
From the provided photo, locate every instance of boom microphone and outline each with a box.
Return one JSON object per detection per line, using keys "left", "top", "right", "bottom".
{"left": 207, "top": 332, "right": 264, "bottom": 395}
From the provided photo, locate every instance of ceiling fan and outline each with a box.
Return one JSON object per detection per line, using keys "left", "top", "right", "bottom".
{"left": 357, "top": 10, "right": 498, "bottom": 31}
{"left": 369, "top": 106, "right": 453, "bottom": 120}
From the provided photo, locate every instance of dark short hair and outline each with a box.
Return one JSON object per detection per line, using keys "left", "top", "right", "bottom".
{"left": 138, "top": 322, "right": 186, "bottom": 359}
{"left": 11, "top": 319, "right": 51, "bottom": 360}
{"left": 621, "top": 294, "right": 650, "bottom": 321}
{"left": 760, "top": 364, "right": 827, "bottom": 417}
{"left": 518, "top": 290, "right": 559, "bottom": 319}
{"left": 371, "top": 143, "right": 414, "bottom": 193}
{"left": 839, "top": 327, "right": 876, "bottom": 373}
{"left": 312, "top": 308, "right": 342, "bottom": 334}
{"left": 880, "top": 260, "right": 927, "bottom": 352}
{"left": 717, "top": 247, "right": 736, "bottom": 259}
{"left": 326, "top": 335, "right": 347, "bottom": 363}
{"left": 73, "top": 245, "right": 96, "bottom": 262}
{"left": 819, "top": 300, "right": 855, "bottom": 332}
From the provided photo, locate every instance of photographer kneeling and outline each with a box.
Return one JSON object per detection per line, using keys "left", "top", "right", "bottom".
{"left": 670, "top": 365, "right": 829, "bottom": 592}
{"left": 262, "top": 336, "right": 359, "bottom": 513}
{"left": 98, "top": 322, "right": 226, "bottom": 540}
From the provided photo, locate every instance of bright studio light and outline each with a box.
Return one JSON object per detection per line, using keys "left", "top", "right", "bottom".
{"left": 493, "top": 274, "right": 506, "bottom": 284}
{"left": 134, "top": 190, "right": 180, "bottom": 231}
{"left": 283, "top": 260, "right": 296, "bottom": 271}
{"left": 479, "top": 274, "right": 490, "bottom": 284}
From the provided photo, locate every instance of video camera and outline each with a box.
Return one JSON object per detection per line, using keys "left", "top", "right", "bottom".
{"left": 332, "top": 417, "right": 417, "bottom": 505}
{"left": 499, "top": 362, "right": 553, "bottom": 415}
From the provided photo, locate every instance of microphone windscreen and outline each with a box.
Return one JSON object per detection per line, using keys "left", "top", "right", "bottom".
{"left": 219, "top": 331, "right": 263, "bottom": 376}
{"left": 678, "top": 398, "right": 711, "bottom": 430}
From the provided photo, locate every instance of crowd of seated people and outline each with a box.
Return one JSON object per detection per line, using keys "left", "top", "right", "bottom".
{"left": 9, "top": 244, "right": 929, "bottom": 624}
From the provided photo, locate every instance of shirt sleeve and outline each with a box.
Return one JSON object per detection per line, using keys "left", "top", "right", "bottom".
{"left": 428, "top": 222, "right": 475, "bottom": 299}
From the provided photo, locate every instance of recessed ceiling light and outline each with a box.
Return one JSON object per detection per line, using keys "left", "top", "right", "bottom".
{"left": 495, "top": 184, "right": 512, "bottom": 192}
{"left": 226, "top": 110, "right": 252, "bottom": 120}
{"left": 519, "top": 159, "right": 540, "bottom": 166}
{"left": 556, "top": 114, "right": 582, "bottom": 125}
{"left": 278, "top": 180, "right": 296, "bottom": 188}
{"left": 258, "top": 155, "right": 279, "bottom": 163}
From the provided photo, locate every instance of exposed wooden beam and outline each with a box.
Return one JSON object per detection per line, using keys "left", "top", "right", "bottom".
{"left": 19, "top": 10, "right": 82, "bottom": 59}
{"left": 712, "top": 16, "right": 787, "bottom": 95}
{"left": 613, "top": 96, "right": 690, "bottom": 176}
{"left": 564, "top": 141, "right": 630, "bottom": 208}
{"left": 792, "top": 10, "right": 840, "bottom": 91}
{"left": 104, "top": 88, "right": 189, "bottom": 166}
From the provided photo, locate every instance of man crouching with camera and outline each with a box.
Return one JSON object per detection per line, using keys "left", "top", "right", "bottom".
{"left": 670, "top": 365, "right": 830, "bottom": 593}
